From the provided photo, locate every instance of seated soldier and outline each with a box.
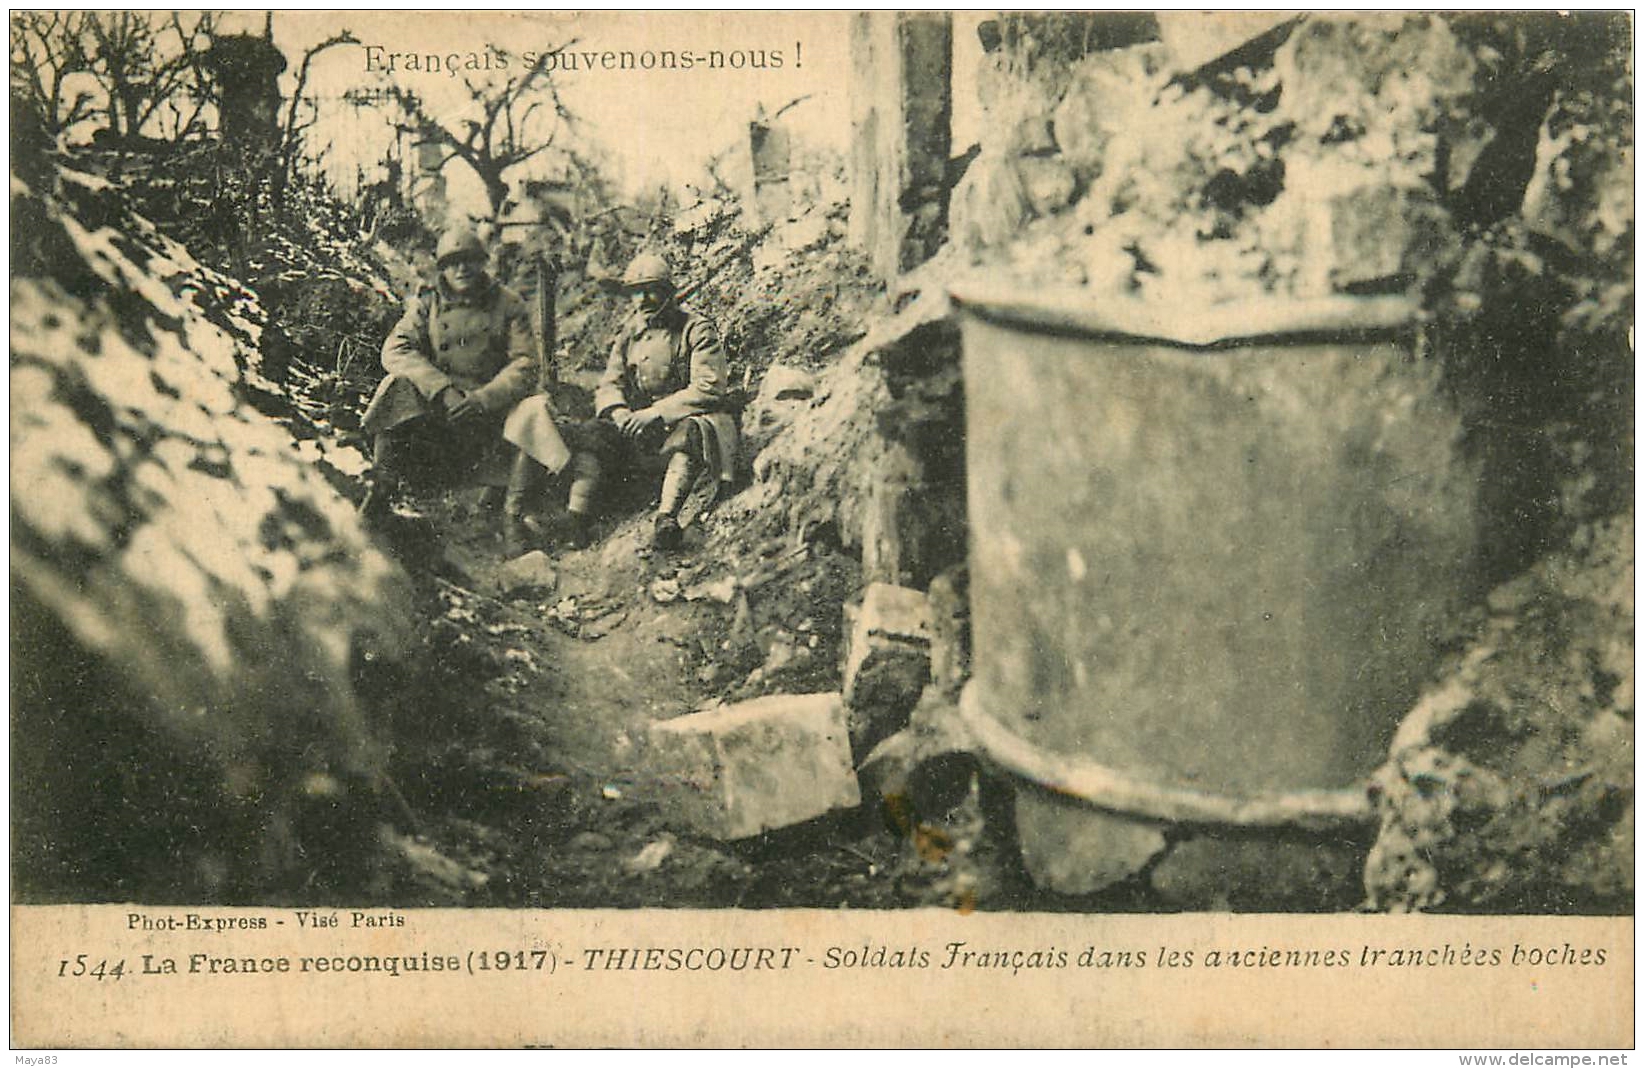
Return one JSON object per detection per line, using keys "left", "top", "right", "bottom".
{"left": 358, "top": 225, "right": 552, "bottom": 555}
{"left": 556, "top": 250, "right": 739, "bottom": 552}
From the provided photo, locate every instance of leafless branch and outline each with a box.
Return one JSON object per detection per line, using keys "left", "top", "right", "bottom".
{"left": 772, "top": 94, "right": 814, "bottom": 120}
{"left": 371, "top": 40, "right": 579, "bottom": 213}
{"left": 75, "top": 11, "right": 218, "bottom": 140}
{"left": 10, "top": 11, "right": 96, "bottom": 133}
{"left": 280, "top": 30, "right": 360, "bottom": 176}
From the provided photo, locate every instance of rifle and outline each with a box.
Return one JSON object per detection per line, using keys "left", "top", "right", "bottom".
{"left": 534, "top": 253, "right": 559, "bottom": 392}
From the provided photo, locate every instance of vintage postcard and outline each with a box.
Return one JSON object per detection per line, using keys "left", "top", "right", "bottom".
{"left": 8, "top": 9, "right": 1634, "bottom": 1049}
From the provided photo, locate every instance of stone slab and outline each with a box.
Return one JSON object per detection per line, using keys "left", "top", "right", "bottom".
{"left": 1015, "top": 788, "right": 1168, "bottom": 895}
{"left": 649, "top": 693, "right": 860, "bottom": 840}
{"left": 497, "top": 550, "right": 557, "bottom": 594}
{"left": 1149, "top": 832, "right": 1367, "bottom": 911}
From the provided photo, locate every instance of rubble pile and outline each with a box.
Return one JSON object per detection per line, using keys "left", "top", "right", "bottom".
{"left": 670, "top": 188, "right": 882, "bottom": 381}
{"left": 712, "top": 293, "right": 964, "bottom": 567}
{"left": 954, "top": 15, "right": 1466, "bottom": 299}
{"left": 951, "top": 13, "right": 1628, "bottom": 312}
{"left": 1367, "top": 516, "right": 1634, "bottom": 912}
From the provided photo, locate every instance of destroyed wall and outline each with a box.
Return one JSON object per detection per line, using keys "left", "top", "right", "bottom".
{"left": 720, "top": 296, "right": 965, "bottom": 589}
{"left": 10, "top": 166, "right": 418, "bottom": 902}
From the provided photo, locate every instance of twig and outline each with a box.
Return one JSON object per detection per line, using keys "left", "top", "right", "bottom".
{"left": 841, "top": 844, "right": 878, "bottom": 867}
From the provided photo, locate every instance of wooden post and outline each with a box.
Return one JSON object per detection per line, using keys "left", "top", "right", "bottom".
{"left": 748, "top": 113, "right": 792, "bottom": 226}
{"left": 860, "top": 440, "right": 925, "bottom": 587}
{"left": 848, "top": 12, "right": 953, "bottom": 286}
{"left": 412, "top": 132, "right": 447, "bottom": 223}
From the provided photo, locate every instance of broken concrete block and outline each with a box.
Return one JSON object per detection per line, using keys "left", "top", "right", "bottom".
{"left": 1327, "top": 184, "right": 1413, "bottom": 288}
{"left": 948, "top": 152, "right": 1031, "bottom": 252}
{"left": 1008, "top": 116, "right": 1059, "bottom": 157}
{"left": 859, "top": 440, "right": 927, "bottom": 587}
{"left": 1268, "top": 181, "right": 1452, "bottom": 295}
{"left": 623, "top": 837, "right": 675, "bottom": 875}
{"left": 858, "top": 582, "right": 933, "bottom": 643}
{"left": 497, "top": 550, "right": 557, "bottom": 594}
{"left": 648, "top": 693, "right": 860, "bottom": 839}
{"left": 1014, "top": 789, "right": 1168, "bottom": 895}
{"left": 751, "top": 241, "right": 789, "bottom": 274}
{"left": 858, "top": 692, "right": 979, "bottom": 819}
{"left": 778, "top": 213, "right": 831, "bottom": 253}
{"left": 843, "top": 584, "right": 933, "bottom": 751}
{"left": 1051, "top": 45, "right": 1170, "bottom": 182}
{"left": 1272, "top": 15, "right": 1477, "bottom": 147}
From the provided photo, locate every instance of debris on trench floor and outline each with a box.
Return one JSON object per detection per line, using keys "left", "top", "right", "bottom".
{"left": 366, "top": 488, "right": 1022, "bottom": 911}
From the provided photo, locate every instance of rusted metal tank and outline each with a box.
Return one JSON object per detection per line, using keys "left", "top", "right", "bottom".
{"left": 950, "top": 289, "right": 1479, "bottom": 890}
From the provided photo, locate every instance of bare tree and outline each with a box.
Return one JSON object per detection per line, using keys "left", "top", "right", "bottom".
{"left": 384, "top": 43, "right": 579, "bottom": 216}
{"left": 10, "top": 11, "right": 97, "bottom": 135}
{"left": 83, "top": 11, "right": 217, "bottom": 142}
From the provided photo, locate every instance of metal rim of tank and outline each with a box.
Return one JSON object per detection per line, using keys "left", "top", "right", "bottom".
{"left": 948, "top": 287, "right": 1420, "bottom": 349}
{"left": 956, "top": 685, "right": 1376, "bottom": 831}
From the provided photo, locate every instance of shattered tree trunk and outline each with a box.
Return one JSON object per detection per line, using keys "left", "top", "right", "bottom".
{"left": 848, "top": 12, "right": 953, "bottom": 285}
{"left": 204, "top": 34, "right": 287, "bottom": 148}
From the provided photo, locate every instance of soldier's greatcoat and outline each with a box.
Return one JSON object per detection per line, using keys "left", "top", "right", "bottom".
{"left": 593, "top": 304, "right": 739, "bottom": 484}
{"left": 361, "top": 274, "right": 535, "bottom": 436}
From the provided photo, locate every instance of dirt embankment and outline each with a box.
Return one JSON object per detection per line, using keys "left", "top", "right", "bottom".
{"left": 11, "top": 167, "right": 422, "bottom": 903}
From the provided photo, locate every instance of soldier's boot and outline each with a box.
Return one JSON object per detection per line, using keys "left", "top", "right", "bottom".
{"left": 652, "top": 513, "right": 683, "bottom": 552}
{"left": 650, "top": 450, "right": 698, "bottom": 553}
{"left": 502, "top": 451, "right": 546, "bottom": 558}
{"left": 357, "top": 481, "right": 393, "bottom": 523}
{"left": 358, "top": 431, "right": 411, "bottom": 526}
{"left": 553, "top": 451, "right": 601, "bottom": 552}
{"left": 557, "top": 510, "right": 592, "bottom": 550}
{"left": 502, "top": 515, "right": 532, "bottom": 558}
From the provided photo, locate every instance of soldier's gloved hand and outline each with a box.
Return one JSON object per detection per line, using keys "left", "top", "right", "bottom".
{"left": 440, "top": 386, "right": 485, "bottom": 423}
{"left": 620, "top": 407, "right": 663, "bottom": 438}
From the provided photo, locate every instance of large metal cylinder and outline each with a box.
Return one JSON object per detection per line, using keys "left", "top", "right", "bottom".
{"left": 953, "top": 290, "right": 1478, "bottom": 818}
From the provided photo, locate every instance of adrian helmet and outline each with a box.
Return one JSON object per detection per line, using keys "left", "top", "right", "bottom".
{"left": 436, "top": 226, "right": 485, "bottom": 266}
{"left": 620, "top": 250, "right": 675, "bottom": 291}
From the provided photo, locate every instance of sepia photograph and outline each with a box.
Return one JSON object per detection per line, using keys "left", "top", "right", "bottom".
{"left": 8, "top": 8, "right": 1634, "bottom": 1048}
